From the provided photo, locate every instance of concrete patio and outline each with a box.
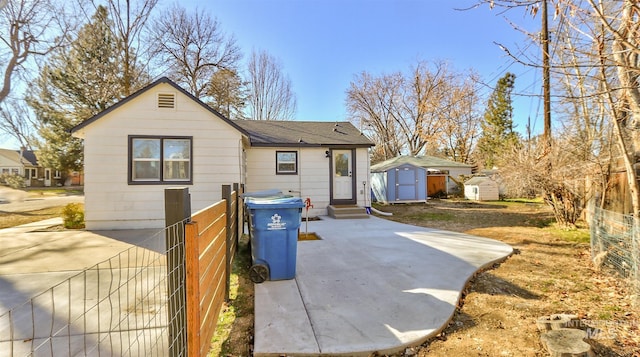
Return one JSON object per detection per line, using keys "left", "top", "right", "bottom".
{"left": 253, "top": 215, "right": 513, "bottom": 356}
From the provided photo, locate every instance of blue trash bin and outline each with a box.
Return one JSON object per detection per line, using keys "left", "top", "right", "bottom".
{"left": 245, "top": 196, "right": 305, "bottom": 283}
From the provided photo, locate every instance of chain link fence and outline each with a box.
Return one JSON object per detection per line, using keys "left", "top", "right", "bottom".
{"left": 589, "top": 207, "right": 640, "bottom": 301}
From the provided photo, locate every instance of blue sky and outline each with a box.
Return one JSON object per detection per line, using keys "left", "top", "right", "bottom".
{"left": 0, "top": 1, "right": 543, "bottom": 149}
{"left": 184, "top": 0, "right": 544, "bottom": 136}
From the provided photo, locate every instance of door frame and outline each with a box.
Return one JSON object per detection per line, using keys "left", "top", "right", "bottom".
{"left": 44, "top": 168, "right": 52, "bottom": 187}
{"left": 328, "top": 148, "right": 357, "bottom": 205}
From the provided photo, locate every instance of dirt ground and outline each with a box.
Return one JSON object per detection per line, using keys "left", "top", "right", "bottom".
{"left": 216, "top": 199, "right": 640, "bottom": 356}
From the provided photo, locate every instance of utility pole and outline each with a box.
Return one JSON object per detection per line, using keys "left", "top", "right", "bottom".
{"left": 542, "top": 0, "right": 552, "bottom": 150}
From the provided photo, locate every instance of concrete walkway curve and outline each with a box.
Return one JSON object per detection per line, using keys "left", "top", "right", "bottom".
{"left": 254, "top": 216, "right": 513, "bottom": 356}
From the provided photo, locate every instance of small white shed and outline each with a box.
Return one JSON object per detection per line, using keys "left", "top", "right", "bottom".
{"left": 464, "top": 176, "right": 499, "bottom": 201}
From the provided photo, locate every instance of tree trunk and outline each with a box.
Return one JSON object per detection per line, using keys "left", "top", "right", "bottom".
{"left": 610, "top": 0, "right": 640, "bottom": 217}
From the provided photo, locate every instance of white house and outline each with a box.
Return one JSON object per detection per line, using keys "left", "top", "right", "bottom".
{"left": 70, "top": 77, "right": 374, "bottom": 230}
{"left": 0, "top": 148, "right": 58, "bottom": 187}
{"left": 464, "top": 176, "right": 500, "bottom": 201}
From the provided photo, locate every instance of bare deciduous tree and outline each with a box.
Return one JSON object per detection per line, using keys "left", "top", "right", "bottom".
{"left": 438, "top": 71, "right": 483, "bottom": 163}
{"left": 0, "top": 0, "right": 77, "bottom": 104}
{"left": 0, "top": 99, "right": 36, "bottom": 149}
{"left": 246, "top": 49, "right": 297, "bottom": 120}
{"left": 150, "top": 4, "right": 241, "bottom": 99}
{"left": 347, "top": 60, "right": 482, "bottom": 163}
{"left": 476, "top": 0, "right": 640, "bottom": 216}
{"left": 347, "top": 71, "right": 404, "bottom": 162}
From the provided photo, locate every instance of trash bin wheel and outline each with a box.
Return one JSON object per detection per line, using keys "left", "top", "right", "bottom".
{"left": 250, "top": 264, "right": 269, "bottom": 283}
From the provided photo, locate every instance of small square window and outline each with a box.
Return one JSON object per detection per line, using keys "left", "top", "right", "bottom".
{"left": 276, "top": 151, "right": 297, "bottom": 175}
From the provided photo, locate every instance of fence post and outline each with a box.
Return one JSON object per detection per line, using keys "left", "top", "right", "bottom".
{"left": 222, "top": 185, "right": 232, "bottom": 301}
{"left": 164, "top": 187, "right": 191, "bottom": 357}
{"left": 234, "top": 183, "right": 242, "bottom": 252}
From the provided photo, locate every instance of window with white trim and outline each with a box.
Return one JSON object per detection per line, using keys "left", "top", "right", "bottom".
{"left": 276, "top": 151, "right": 297, "bottom": 175}
{"left": 129, "top": 136, "right": 192, "bottom": 184}
{"left": 25, "top": 168, "right": 37, "bottom": 179}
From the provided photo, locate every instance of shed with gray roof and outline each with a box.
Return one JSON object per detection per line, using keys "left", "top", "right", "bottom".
{"left": 370, "top": 155, "right": 473, "bottom": 203}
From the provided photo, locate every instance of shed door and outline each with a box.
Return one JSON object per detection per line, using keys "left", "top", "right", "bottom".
{"left": 395, "top": 167, "right": 417, "bottom": 201}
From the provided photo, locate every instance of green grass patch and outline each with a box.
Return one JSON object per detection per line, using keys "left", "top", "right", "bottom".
{"left": 548, "top": 226, "right": 591, "bottom": 244}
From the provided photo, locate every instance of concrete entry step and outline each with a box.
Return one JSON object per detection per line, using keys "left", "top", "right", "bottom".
{"left": 327, "top": 205, "right": 369, "bottom": 219}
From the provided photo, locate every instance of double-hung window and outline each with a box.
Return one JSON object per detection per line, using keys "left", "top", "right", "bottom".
{"left": 276, "top": 151, "right": 297, "bottom": 175}
{"left": 129, "top": 136, "right": 192, "bottom": 184}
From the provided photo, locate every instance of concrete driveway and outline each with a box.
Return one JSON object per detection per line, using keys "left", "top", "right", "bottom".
{"left": 254, "top": 216, "right": 513, "bottom": 356}
{"left": 0, "top": 218, "right": 167, "bottom": 357}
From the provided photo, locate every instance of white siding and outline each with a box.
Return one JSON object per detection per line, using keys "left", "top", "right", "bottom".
{"left": 79, "top": 83, "right": 244, "bottom": 229}
{"left": 478, "top": 181, "right": 500, "bottom": 200}
{"left": 355, "top": 147, "right": 372, "bottom": 207}
{"left": 464, "top": 179, "right": 499, "bottom": 201}
{"left": 245, "top": 147, "right": 370, "bottom": 217}
{"left": 464, "top": 185, "right": 479, "bottom": 200}
{"left": 447, "top": 167, "right": 473, "bottom": 192}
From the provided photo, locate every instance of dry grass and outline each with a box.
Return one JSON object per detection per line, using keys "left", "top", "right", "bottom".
{"left": 0, "top": 206, "right": 63, "bottom": 229}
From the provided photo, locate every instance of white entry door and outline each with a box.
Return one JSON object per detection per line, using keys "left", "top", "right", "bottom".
{"left": 44, "top": 168, "right": 51, "bottom": 187}
{"left": 332, "top": 149, "right": 353, "bottom": 201}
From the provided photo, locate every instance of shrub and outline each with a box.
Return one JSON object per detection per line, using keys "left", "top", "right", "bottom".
{"left": 62, "top": 203, "right": 85, "bottom": 229}
{"left": 0, "top": 173, "right": 26, "bottom": 189}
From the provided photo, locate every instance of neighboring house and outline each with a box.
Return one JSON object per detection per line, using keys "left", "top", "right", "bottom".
{"left": 0, "top": 148, "right": 60, "bottom": 187}
{"left": 370, "top": 155, "right": 473, "bottom": 203}
{"left": 464, "top": 176, "right": 500, "bottom": 201}
{"left": 70, "top": 77, "right": 374, "bottom": 230}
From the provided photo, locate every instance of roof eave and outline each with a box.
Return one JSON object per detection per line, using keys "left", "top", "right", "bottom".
{"left": 69, "top": 77, "right": 250, "bottom": 138}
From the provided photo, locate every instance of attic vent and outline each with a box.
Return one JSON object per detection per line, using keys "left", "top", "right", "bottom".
{"left": 157, "top": 93, "right": 175, "bottom": 109}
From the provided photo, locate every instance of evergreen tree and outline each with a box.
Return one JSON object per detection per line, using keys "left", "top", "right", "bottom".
{"left": 28, "top": 6, "right": 137, "bottom": 176}
{"left": 476, "top": 72, "right": 520, "bottom": 168}
{"left": 206, "top": 68, "right": 246, "bottom": 119}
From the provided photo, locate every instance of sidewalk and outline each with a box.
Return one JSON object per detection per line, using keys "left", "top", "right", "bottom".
{"left": 254, "top": 216, "right": 513, "bottom": 356}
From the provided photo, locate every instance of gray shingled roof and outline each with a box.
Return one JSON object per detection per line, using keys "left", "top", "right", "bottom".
{"left": 371, "top": 155, "right": 472, "bottom": 172}
{"left": 233, "top": 120, "right": 374, "bottom": 147}
{"left": 465, "top": 176, "right": 496, "bottom": 185}
{"left": 71, "top": 77, "right": 374, "bottom": 148}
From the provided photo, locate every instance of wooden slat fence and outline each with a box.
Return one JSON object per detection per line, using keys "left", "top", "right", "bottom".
{"left": 185, "top": 201, "right": 227, "bottom": 357}
{"left": 168, "top": 184, "right": 243, "bottom": 357}
{"left": 223, "top": 183, "right": 244, "bottom": 298}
